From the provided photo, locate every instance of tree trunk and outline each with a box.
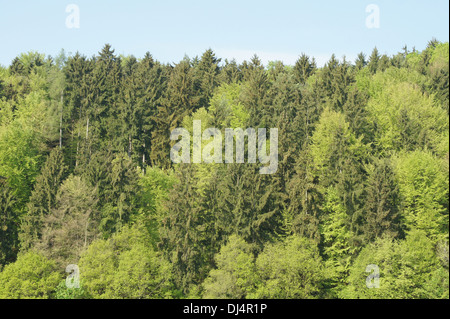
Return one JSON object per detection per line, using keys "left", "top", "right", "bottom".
{"left": 59, "top": 91, "right": 63, "bottom": 149}
{"left": 128, "top": 135, "right": 132, "bottom": 158}
{"left": 86, "top": 117, "right": 89, "bottom": 140}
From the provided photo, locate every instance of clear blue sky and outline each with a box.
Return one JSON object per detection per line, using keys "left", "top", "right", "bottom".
{"left": 0, "top": 0, "right": 448, "bottom": 67}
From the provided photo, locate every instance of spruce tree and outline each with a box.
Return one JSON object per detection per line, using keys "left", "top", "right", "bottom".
{"left": 133, "top": 53, "right": 167, "bottom": 167}
{"left": 362, "top": 158, "right": 401, "bottom": 243}
{"left": 286, "top": 145, "right": 322, "bottom": 243}
{"left": 316, "top": 55, "right": 354, "bottom": 112}
{"left": 240, "top": 55, "right": 270, "bottom": 127}
{"left": 193, "top": 49, "right": 221, "bottom": 109}
{"left": 368, "top": 47, "right": 380, "bottom": 74}
{"left": 151, "top": 58, "right": 195, "bottom": 168}
{"left": 293, "top": 53, "right": 317, "bottom": 84}
{"left": 0, "top": 179, "right": 18, "bottom": 267}
{"left": 90, "top": 44, "right": 123, "bottom": 152}
{"left": 77, "top": 150, "right": 139, "bottom": 236}
{"left": 354, "top": 52, "right": 366, "bottom": 71}
{"left": 20, "top": 148, "right": 67, "bottom": 251}
{"left": 36, "top": 175, "right": 99, "bottom": 267}
{"left": 219, "top": 59, "right": 242, "bottom": 84}
{"left": 159, "top": 164, "right": 211, "bottom": 293}
{"left": 63, "top": 53, "right": 94, "bottom": 170}
{"left": 213, "top": 163, "right": 283, "bottom": 248}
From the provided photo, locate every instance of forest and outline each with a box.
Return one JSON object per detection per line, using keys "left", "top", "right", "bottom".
{"left": 0, "top": 40, "right": 448, "bottom": 299}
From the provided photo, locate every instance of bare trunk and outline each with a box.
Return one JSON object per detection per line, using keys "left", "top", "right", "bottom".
{"left": 84, "top": 218, "right": 89, "bottom": 248}
{"left": 75, "top": 139, "right": 79, "bottom": 167}
{"left": 86, "top": 117, "right": 89, "bottom": 140}
{"left": 142, "top": 139, "right": 146, "bottom": 174}
{"left": 142, "top": 131, "right": 146, "bottom": 163}
{"left": 59, "top": 91, "right": 63, "bottom": 149}
{"left": 128, "top": 135, "right": 132, "bottom": 158}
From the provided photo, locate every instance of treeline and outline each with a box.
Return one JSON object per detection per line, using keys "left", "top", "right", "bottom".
{"left": 0, "top": 40, "right": 448, "bottom": 299}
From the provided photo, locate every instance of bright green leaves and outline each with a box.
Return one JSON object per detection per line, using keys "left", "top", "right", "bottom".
{"left": 0, "top": 251, "right": 61, "bottom": 299}
{"left": 203, "top": 235, "right": 324, "bottom": 299}
{"left": 310, "top": 107, "right": 368, "bottom": 188}
{"left": 209, "top": 83, "right": 249, "bottom": 129}
{"left": 393, "top": 151, "right": 449, "bottom": 242}
{"left": 203, "top": 235, "right": 257, "bottom": 299}
{"left": 251, "top": 236, "right": 324, "bottom": 299}
{"left": 341, "top": 231, "right": 445, "bottom": 299}
{"left": 78, "top": 224, "right": 173, "bottom": 299}
{"left": 367, "top": 82, "right": 448, "bottom": 154}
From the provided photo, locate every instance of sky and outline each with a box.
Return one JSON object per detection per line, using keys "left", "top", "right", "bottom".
{"left": 0, "top": 0, "right": 448, "bottom": 67}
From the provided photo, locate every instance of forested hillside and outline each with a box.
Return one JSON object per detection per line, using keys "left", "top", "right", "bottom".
{"left": 0, "top": 40, "right": 448, "bottom": 299}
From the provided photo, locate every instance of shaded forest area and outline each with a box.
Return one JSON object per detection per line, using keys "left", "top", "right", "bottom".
{"left": 0, "top": 40, "right": 448, "bottom": 299}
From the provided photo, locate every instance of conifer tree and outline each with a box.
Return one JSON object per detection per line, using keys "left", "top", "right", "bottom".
{"left": 133, "top": 53, "right": 167, "bottom": 167}
{"left": 0, "top": 78, "right": 4, "bottom": 99}
{"left": 36, "top": 175, "right": 99, "bottom": 267}
{"left": 342, "top": 87, "right": 372, "bottom": 143}
{"left": 240, "top": 55, "right": 270, "bottom": 127}
{"left": 90, "top": 44, "right": 123, "bottom": 152}
{"left": 293, "top": 53, "right": 317, "bottom": 84}
{"left": 0, "top": 179, "right": 18, "bottom": 266}
{"left": 9, "top": 57, "right": 26, "bottom": 76}
{"left": 213, "top": 164, "right": 283, "bottom": 248}
{"left": 362, "top": 158, "right": 402, "bottom": 243}
{"left": 151, "top": 58, "right": 195, "bottom": 168}
{"left": 316, "top": 55, "right": 354, "bottom": 111}
{"left": 193, "top": 49, "right": 221, "bottom": 109}
{"left": 286, "top": 146, "right": 322, "bottom": 242}
{"left": 63, "top": 53, "right": 94, "bottom": 170}
{"left": 219, "top": 59, "right": 242, "bottom": 84}
{"left": 20, "top": 148, "right": 67, "bottom": 251}
{"left": 159, "top": 164, "right": 211, "bottom": 293}
{"left": 378, "top": 54, "right": 391, "bottom": 72}
{"left": 311, "top": 108, "right": 368, "bottom": 243}
{"left": 355, "top": 52, "right": 366, "bottom": 71}
{"left": 429, "top": 67, "right": 449, "bottom": 114}
{"left": 368, "top": 47, "right": 380, "bottom": 74}
{"left": 77, "top": 150, "right": 139, "bottom": 236}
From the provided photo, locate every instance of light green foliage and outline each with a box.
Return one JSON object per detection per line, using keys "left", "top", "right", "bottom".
{"left": 136, "top": 167, "right": 177, "bottom": 239}
{"left": 54, "top": 279, "right": 89, "bottom": 299}
{"left": 320, "top": 187, "right": 355, "bottom": 293}
{"left": 366, "top": 82, "right": 448, "bottom": 154}
{"left": 311, "top": 108, "right": 366, "bottom": 169}
{"left": 209, "top": 82, "right": 249, "bottom": 129}
{"left": 340, "top": 230, "right": 445, "bottom": 299}
{"left": 0, "top": 42, "right": 448, "bottom": 299}
{"left": 0, "top": 120, "right": 41, "bottom": 206}
{"left": 181, "top": 107, "right": 219, "bottom": 194}
{"left": 355, "top": 67, "right": 426, "bottom": 99}
{"left": 310, "top": 107, "right": 368, "bottom": 187}
{"left": 78, "top": 223, "right": 174, "bottom": 299}
{"left": 250, "top": 235, "right": 324, "bottom": 299}
{"left": 203, "top": 235, "right": 257, "bottom": 299}
{"left": 0, "top": 251, "right": 61, "bottom": 299}
{"left": 393, "top": 151, "right": 449, "bottom": 241}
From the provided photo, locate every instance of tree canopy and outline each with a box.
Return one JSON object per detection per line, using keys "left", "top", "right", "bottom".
{"left": 0, "top": 42, "right": 448, "bottom": 299}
